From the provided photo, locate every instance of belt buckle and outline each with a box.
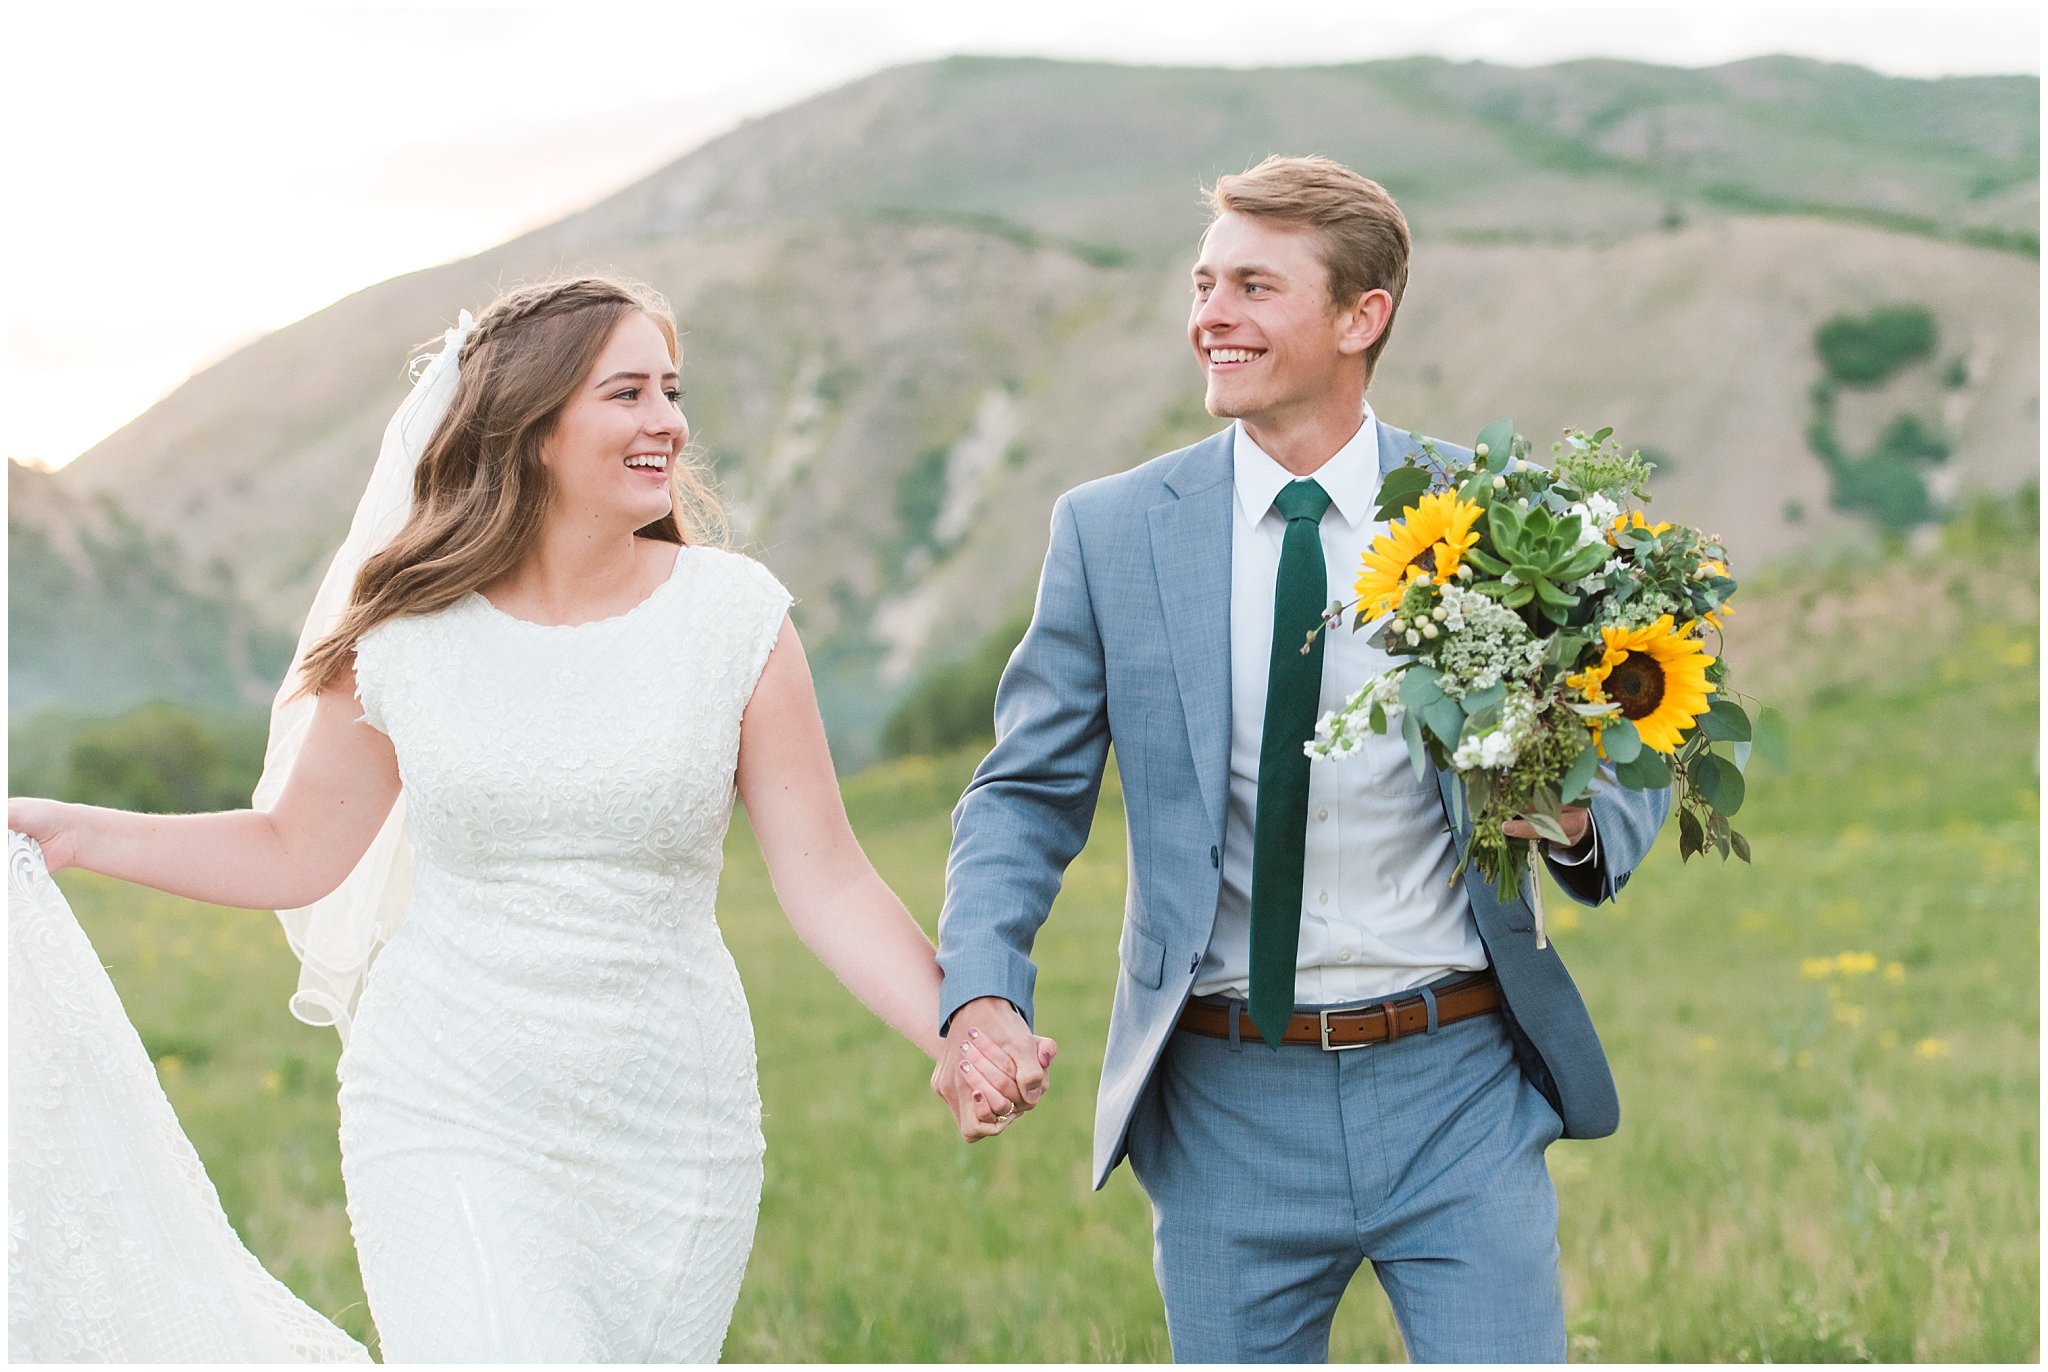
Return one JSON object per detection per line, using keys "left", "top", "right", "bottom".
{"left": 1318, "top": 1007, "right": 1371, "bottom": 1051}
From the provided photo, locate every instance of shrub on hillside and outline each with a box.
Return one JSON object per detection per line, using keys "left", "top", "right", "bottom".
{"left": 1814, "top": 305, "right": 1938, "bottom": 387}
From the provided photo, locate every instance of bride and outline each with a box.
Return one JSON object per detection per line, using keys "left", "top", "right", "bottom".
{"left": 8, "top": 276, "right": 1053, "bottom": 1362}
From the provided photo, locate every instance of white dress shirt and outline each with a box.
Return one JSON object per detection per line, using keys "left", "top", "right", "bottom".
{"left": 1193, "top": 409, "right": 1490, "bottom": 1005}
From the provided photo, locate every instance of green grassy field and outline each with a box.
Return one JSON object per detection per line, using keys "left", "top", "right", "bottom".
{"left": 47, "top": 536, "right": 2038, "bottom": 1361}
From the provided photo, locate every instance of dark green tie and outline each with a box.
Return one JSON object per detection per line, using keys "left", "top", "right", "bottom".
{"left": 1249, "top": 479, "right": 1333, "bottom": 1048}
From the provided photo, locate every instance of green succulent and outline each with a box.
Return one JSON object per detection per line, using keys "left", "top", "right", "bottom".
{"left": 1466, "top": 502, "right": 1611, "bottom": 625}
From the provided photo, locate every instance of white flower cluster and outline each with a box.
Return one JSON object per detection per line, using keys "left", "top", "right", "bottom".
{"left": 1451, "top": 692, "right": 1538, "bottom": 773}
{"left": 1598, "top": 585, "right": 1685, "bottom": 631}
{"left": 1305, "top": 672, "right": 1404, "bottom": 762}
{"left": 1580, "top": 492, "right": 1622, "bottom": 528}
{"left": 1430, "top": 583, "right": 1544, "bottom": 697}
{"left": 1569, "top": 495, "right": 1619, "bottom": 553}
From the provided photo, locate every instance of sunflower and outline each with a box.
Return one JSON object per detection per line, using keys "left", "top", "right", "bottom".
{"left": 1567, "top": 614, "right": 1715, "bottom": 753}
{"left": 1354, "top": 491, "right": 1484, "bottom": 619}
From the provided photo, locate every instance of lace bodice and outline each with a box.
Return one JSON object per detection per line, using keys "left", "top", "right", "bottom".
{"left": 355, "top": 545, "right": 789, "bottom": 931}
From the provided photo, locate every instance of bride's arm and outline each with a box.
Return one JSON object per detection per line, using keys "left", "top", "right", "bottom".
{"left": 7, "top": 664, "right": 400, "bottom": 911}
{"left": 735, "top": 618, "right": 1052, "bottom": 1136}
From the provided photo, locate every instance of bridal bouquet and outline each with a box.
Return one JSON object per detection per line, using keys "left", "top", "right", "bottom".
{"left": 1307, "top": 421, "right": 1776, "bottom": 926}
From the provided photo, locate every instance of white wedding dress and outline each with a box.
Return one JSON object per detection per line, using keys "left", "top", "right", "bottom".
{"left": 10, "top": 544, "right": 792, "bottom": 1363}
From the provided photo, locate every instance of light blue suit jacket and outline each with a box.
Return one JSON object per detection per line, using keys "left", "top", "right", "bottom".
{"left": 936, "top": 421, "right": 1670, "bottom": 1189}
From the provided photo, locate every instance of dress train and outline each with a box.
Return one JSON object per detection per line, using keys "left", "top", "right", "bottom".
{"left": 7, "top": 832, "right": 369, "bottom": 1363}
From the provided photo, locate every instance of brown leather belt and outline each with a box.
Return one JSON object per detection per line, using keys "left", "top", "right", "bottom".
{"left": 1176, "top": 973, "right": 1501, "bottom": 1049}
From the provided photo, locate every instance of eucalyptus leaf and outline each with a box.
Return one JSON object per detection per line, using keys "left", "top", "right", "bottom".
{"left": 1548, "top": 633, "right": 1594, "bottom": 669}
{"left": 1401, "top": 709, "right": 1429, "bottom": 781}
{"left": 1373, "top": 466, "right": 1433, "bottom": 522}
{"left": 1730, "top": 830, "right": 1752, "bottom": 863}
{"left": 1592, "top": 426, "right": 1613, "bottom": 443}
{"left": 1732, "top": 740, "right": 1751, "bottom": 772}
{"left": 1522, "top": 811, "right": 1571, "bottom": 845}
{"left": 1462, "top": 682, "right": 1508, "bottom": 716}
{"left": 1701, "top": 698, "right": 1752, "bottom": 743}
{"left": 1477, "top": 419, "right": 1515, "bottom": 471}
{"left": 1694, "top": 751, "right": 1746, "bottom": 816}
{"left": 1678, "top": 808, "right": 1704, "bottom": 860}
{"left": 1614, "top": 749, "right": 1671, "bottom": 790}
{"left": 1400, "top": 666, "right": 1446, "bottom": 708}
{"left": 1559, "top": 744, "right": 1599, "bottom": 803}
{"left": 1601, "top": 718, "right": 1642, "bottom": 765}
{"left": 1423, "top": 696, "right": 1465, "bottom": 750}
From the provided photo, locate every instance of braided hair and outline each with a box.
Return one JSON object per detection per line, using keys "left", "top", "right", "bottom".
{"left": 296, "top": 275, "right": 726, "bottom": 698}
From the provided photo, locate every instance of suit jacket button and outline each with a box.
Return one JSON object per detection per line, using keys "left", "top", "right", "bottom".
{"left": 1209, "top": 846, "right": 1220, "bottom": 869}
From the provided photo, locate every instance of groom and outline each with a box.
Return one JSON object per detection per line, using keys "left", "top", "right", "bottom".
{"left": 932, "top": 155, "right": 1669, "bottom": 1362}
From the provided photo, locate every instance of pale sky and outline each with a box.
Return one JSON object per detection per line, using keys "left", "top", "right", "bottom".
{"left": 4, "top": 2, "right": 2039, "bottom": 469}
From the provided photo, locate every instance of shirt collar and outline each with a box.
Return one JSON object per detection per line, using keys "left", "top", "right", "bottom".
{"left": 1232, "top": 398, "right": 1381, "bottom": 528}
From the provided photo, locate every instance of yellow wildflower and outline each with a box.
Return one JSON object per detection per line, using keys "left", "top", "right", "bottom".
{"left": 1799, "top": 957, "right": 1835, "bottom": 981}
{"left": 1883, "top": 962, "right": 1906, "bottom": 985}
{"left": 1698, "top": 559, "right": 1736, "bottom": 629}
{"left": 1834, "top": 951, "right": 1879, "bottom": 977}
{"left": 1913, "top": 1038, "right": 1951, "bottom": 1059}
{"left": 1831, "top": 1003, "right": 1865, "bottom": 1027}
{"left": 1607, "top": 510, "right": 1673, "bottom": 545}
{"left": 1694, "top": 1035, "right": 1717, "bottom": 1053}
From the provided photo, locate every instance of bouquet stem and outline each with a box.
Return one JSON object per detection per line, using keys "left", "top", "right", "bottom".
{"left": 1527, "top": 840, "right": 1547, "bottom": 950}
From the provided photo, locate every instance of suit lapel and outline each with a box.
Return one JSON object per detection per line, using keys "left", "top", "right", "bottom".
{"left": 1147, "top": 430, "right": 1234, "bottom": 834}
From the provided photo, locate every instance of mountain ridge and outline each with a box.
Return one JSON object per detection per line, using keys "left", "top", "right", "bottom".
{"left": 16, "top": 54, "right": 2039, "bottom": 756}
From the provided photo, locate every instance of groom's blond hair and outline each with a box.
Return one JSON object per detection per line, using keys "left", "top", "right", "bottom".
{"left": 1205, "top": 155, "right": 1411, "bottom": 380}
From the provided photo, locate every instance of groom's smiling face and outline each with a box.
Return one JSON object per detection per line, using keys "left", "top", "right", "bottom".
{"left": 1189, "top": 212, "right": 1375, "bottom": 432}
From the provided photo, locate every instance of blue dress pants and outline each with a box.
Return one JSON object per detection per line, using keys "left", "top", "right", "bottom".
{"left": 1124, "top": 990, "right": 1568, "bottom": 1363}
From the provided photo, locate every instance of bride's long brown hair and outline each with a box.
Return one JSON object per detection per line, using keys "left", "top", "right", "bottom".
{"left": 296, "top": 276, "right": 726, "bottom": 699}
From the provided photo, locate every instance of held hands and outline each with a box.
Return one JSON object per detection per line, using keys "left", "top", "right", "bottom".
{"left": 1502, "top": 803, "right": 1591, "bottom": 854}
{"left": 931, "top": 996, "right": 1058, "bottom": 1143}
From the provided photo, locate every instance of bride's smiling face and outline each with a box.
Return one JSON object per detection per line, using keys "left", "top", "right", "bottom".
{"left": 541, "top": 311, "right": 687, "bottom": 528}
